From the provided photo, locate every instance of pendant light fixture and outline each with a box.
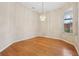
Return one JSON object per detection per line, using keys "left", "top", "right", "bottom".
{"left": 40, "top": 2, "right": 46, "bottom": 21}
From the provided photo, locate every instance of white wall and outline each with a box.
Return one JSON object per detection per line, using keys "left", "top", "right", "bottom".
{"left": 0, "top": 3, "right": 15, "bottom": 52}
{"left": 76, "top": 2, "right": 79, "bottom": 54}
{"left": 0, "top": 2, "right": 39, "bottom": 52}
{"left": 15, "top": 3, "right": 40, "bottom": 41}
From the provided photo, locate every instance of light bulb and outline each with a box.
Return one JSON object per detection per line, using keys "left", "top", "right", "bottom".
{"left": 40, "top": 15, "right": 46, "bottom": 21}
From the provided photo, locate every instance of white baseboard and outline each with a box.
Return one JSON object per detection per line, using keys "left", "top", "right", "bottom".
{"left": 0, "top": 41, "right": 14, "bottom": 52}
{"left": 14, "top": 35, "right": 38, "bottom": 43}
{"left": 40, "top": 35, "right": 74, "bottom": 45}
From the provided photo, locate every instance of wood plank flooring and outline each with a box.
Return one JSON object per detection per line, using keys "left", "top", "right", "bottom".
{"left": 0, "top": 37, "right": 78, "bottom": 56}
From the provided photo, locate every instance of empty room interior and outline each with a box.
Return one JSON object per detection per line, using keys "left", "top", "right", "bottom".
{"left": 0, "top": 2, "right": 79, "bottom": 56}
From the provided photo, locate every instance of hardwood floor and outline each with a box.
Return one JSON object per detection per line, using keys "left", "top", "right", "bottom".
{"left": 0, "top": 37, "right": 78, "bottom": 56}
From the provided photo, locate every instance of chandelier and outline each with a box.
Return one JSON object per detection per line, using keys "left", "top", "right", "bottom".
{"left": 40, "top": 2, "right": 46, "bottom": 21}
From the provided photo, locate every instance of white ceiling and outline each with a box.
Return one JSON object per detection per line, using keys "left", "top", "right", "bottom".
{"left": 21, "top": 2, "right": 66, "bottom": 13}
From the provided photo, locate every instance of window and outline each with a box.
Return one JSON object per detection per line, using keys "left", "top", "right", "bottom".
{"left": 64, "top": 10, "right": 73, "bottom": 33}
